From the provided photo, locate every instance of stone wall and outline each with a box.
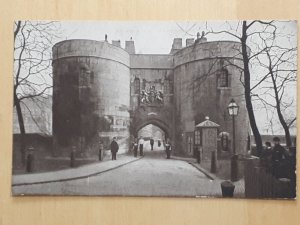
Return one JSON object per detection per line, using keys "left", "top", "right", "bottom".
{"left": 130, "top": 54, "right": 173, "bottom": 69}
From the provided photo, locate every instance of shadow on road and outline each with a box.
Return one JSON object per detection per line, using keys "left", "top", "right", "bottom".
{"left": 143, "top": 149, "right": 166, "bottom": 159}
{"left": 139, "top": 141, "right": 167, "bottom": 159}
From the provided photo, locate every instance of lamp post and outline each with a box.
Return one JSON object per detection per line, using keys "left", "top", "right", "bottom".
{"left": 227, "top": 98, "right": 239, "bottom": 181}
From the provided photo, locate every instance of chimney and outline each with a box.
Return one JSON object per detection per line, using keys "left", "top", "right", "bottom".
{"left": 186, "top": 38, "right": 194, "bottom": 46}
{"left": 170, "top": 38, "right": 182, "bottom": 54}
{"left": 112, "top": 40, "right": 121, "bottom": 48}
{"left": 172, "top": 38, "right": 182, "bottom": 49}
{"left": 125, "top": 39, "right": 135, "bottom": 54}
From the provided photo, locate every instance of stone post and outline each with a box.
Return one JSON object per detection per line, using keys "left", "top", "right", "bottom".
{"left": 26, "top": 146, "right": 34, "bottom": 173}
{"left": 211, "top": 150, "right": 217, "bottom": 173}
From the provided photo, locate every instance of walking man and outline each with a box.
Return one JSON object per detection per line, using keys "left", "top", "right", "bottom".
{"left": 165, "top": 138, "right": 171, "bottom": 159}
{"left": 138, "top": 136, "right": 144, "bottom": 156}
{"left": 110, "top": 137, "right": 119, "bottom": 160}
{"left": 150, "top": 138, "right": 154, "bottom": 151}
{"left": 133, "top": 138, "right": 138, "bottom": 157}
{"left": 158, "top": 140, "right": 161, "bottom": 147}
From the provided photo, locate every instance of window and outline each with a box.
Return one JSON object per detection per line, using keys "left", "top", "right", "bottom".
{"left": 194, "top": 130, "right": 201, "bottom": 145}
{"left": 134, "top": 78, "right": 140, "bottom": 94}
{"left": 188, "top": 136, "right": 193, "bottom": 153}
{"left": 218, "top": 69, "right": 229, "bottom": 87}
{"left": 219, "top": 132, "right": 229, "bottom": 151}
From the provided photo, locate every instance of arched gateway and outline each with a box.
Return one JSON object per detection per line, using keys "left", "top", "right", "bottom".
{"left": 132, "top": 117, "right": 171, "bottom": 140}
{"left": 52, "top": 36, "right": 248, "bottom": 158}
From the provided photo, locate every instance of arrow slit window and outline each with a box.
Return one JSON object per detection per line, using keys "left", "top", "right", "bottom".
{"left": 217, "top": 69, "right": 229, "bottom": 87}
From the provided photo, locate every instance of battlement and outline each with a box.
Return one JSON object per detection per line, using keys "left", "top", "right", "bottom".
{"left": 105, "top": 35, "right": 136, "bottom": 54}
{"left": 112, "top": 40, "right": 121, "bottom": 47}
{"left": 186, "top": 38, "right": 194, "bottom": 46}
{"left": 125, "top": 40, "right": 135, "bottom": 54}
{"left": 169, "top": 33, "right": 208, "bottom": 54}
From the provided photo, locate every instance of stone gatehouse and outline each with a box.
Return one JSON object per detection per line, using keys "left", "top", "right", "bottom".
{"left": 52, "top": 34, "right": 248, "bottom": 158}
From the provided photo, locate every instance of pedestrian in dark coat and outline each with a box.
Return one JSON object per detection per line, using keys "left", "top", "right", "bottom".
{"left": 158, "top": 140, "right": 161, "bottom": 147}
{"left": 165, "top": 138, "right": 171, "bottom": 159}
{"left": 133, "top": 138, "right": 138, "bottom": 157}
{"left": 271, "top": 137, "right": 289, "bottom": 178}
{"left": 150, "top": 138, "right": 154, "bottom": 151}
{"left": 138, "top": 137, "right": 144, "bottom": 156}
{"left": 110, "top": 137, "right": 119, "bottom": 160}
{"left": 260, "top": 141, "right": 272, "bottom": 173}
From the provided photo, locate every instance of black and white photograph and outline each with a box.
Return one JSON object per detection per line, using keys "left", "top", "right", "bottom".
{"left": 12, "top": 20, "right": 297, "bottom": 198}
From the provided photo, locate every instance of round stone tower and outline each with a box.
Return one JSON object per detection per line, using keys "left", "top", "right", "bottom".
{"left": 173, "top": 40, "right": 248, "bottom": 156}
{"left": 52, "top": 39, "right": 130, "bottom": 157}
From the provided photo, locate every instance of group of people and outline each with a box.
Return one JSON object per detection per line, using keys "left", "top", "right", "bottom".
{"left": 98, "top": 137, "right": 172, "bottom": 161}
{"left": 260, "top": 137, "right": 294, "bottom": 179}
{"left": 131, "top": 137, "right": 172, "bottom": 158}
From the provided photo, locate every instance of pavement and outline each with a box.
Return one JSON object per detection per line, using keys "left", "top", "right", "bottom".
{"left": 12, "top": 154, "right": 142, "bottom": 186}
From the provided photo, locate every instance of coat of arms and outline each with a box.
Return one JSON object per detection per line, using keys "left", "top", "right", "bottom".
{"left": 140, "top": 85, "right": 163, "bottom": 105}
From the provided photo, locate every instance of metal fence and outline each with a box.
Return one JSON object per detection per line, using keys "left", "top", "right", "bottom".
{"left": 244, "top": 156, "right": 296, "bottom": 199}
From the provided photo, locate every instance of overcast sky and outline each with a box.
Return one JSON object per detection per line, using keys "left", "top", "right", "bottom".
{"left": 58, "top": 21, "right": 296, "bottom": 53}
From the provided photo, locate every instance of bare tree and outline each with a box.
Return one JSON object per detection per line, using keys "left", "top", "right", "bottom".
{"left": 198, "top": 21, "right": 273, "bottom": 155}
{"left": 13, "top": 20, "right": 60, "bottom": 164}
{"left": 254, "top": 36, "right": 297, "bottom": 147}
